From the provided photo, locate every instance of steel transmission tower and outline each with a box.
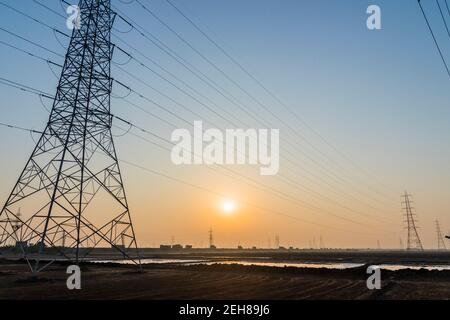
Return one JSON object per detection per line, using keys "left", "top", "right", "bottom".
{"left": 401, "top": 192, "right": 424, "bottom": 251}
{"left": 0, "top": 0, "right": 140, "bottom": 271}
{"left": 435, "top": 220, "right": 447, "bottom": 250}
{"left": 209, "top": 228, "right": 214, "bottom": 248}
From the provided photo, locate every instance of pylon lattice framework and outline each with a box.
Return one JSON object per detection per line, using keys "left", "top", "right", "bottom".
{"left": 0, "top": 0, "right": 140, "bottom": 271}
{"left": 401, "top": 192, "right": 424, "bottom": 251}
{"left": 435, "top": 220, "right": 447, "bottom": 250}
{"left": 209, "top": 228, "right": 214, "bottom": 248}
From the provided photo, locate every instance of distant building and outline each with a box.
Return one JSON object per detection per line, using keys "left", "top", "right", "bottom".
{"left": 185, "top": 245, "right": 193, "bottom": 249}
{"left": 172, "top": 244, "right": 183, "bottom": 250}
{"left": 160, "top": 244, "right": 171, "bottom": 250}
{"left": 209, "top": 245, "right": 217, "bottom": 249}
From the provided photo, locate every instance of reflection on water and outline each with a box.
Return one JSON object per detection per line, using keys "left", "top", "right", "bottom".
{"left": 187, "top": 260, "right": 365, "bottom": 269}
{"left": 92, "top": 258, "right": 450, "bottom": 271}
{"left": 378, "top": 264, "right": 450, "bottom": 271}
{"left": 95, "top": 259, "right": 207, "bottom": 265}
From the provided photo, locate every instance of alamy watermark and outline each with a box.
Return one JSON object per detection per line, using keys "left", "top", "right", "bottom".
{"left": 66, "top": 5, "right": 81, "bottom": 30}
{"left": 171, "top": 121, "right": 280, "bottom": 176}
{"left": 366, "top": 5, "right": 381, "bottom": 30}
{"left": 366, "top": 265, "right": 381, "bottom": 290}
{"left": 66, "top": 265, "right": 81, "bottom": 290}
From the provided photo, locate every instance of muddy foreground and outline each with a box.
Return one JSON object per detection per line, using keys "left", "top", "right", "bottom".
{"left": 0, "top": 259, "right": 449, "bottom": 300}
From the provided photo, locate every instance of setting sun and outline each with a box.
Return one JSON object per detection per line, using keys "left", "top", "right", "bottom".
{"left": 221, "top": 200, "right": 236, "bottom": 215}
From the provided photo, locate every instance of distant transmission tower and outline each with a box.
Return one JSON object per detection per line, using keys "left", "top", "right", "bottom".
{"left": 0, "top": 0, "right": 140, "bottom": 272}
{"left": 209, "top": 228, "right": 214, "bottom": 248}
{"left": 11, "top": 208, "right": 22, "bottom": 233}
{"left": 401, "top": 192, "right": 424, "bottom": 251}
{"left": 275, "top": 234, "right": 280, "bottom": 249}
{"left": 435, "top": 220, "right": 447, "bottom": 250}
{"left": 319, "top": 235, "right": 324, "bottom": 249}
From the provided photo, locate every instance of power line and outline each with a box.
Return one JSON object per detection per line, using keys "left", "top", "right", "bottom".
{"left": 113, "top": 64, "right": 398, "bottom": 224}
{"left": 436, "top": 0, "right": 450, "bottom": 38}
{"left": 114, "top": 40, "right": 254, "bottom": 127}
{"left": 0, "top": 72, "right": 398, "bottom": 231}
{"left": 0, "top": 40, "right": 62, "bottom": 67}
{"left": 115, "top": 63, "right": 244, "bottom": 127}
{"left": 33, "top": 0, "right": 410, "bottom": 216}
{"left": 120, "top": 102, "right": 398, "bottom": 226}
{"left": 0, "top": 119, "right": 386, "bottom": 237}
{"left": 123, "top": 94, "right": 399, "bottom": 223}
{"left": 0, "top": 0, "right": 69, "bottom": 37}
{"left": 141, "top": 0, "right": 399, "bottom": 203}
{"left": 0, "top": 122, "right": 44, "bottom": 135}
{"left": 112, "top": 91, "right": 400, "bottom": 227}
{"left": 165, "top": 0, "right": 402, "bottom": 198}
{"left": 0, "top": 26, "right": 64, "bottom": 58}
{"left": 112, "top": 8, "right": 398, "bottom": 209}
{"left": 0, "top": 16, "right": 398, "bottom": 225}
{"left": 41, "top": 0, "right": 392, "bottom": 210}
{"left": 122, "top": 124, "right": 396, "bottom": 229}
{"left": 118, "top": 158, "right": 384, "bottom": 237}
{"left": 0, "top": 76, "right": 53, "bottom": 99}
{"left": 0, "top": 1, "right": 400, "bottom": 230}
{"left": 107, "top": 9, "right": 402, "bottom": 219}
{"left": 111, "top": 39, "right": 398, "bottom": 216}
{"left": 418, "top": 0, "right": 450, "bottom": 78}
{"left": 33, "top": 0, "right": 67, "bottom": 20}
{"left": 113, "top": 114, "right": 391, "bottom": 229}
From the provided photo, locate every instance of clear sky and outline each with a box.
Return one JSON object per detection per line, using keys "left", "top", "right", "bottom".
{"left": 0, "top": 0, "right": 449, "bottom": 249}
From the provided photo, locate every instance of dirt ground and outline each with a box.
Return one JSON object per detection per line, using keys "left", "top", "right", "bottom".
{"left": 0, "top": 260, "right": 449, "bottom": 300}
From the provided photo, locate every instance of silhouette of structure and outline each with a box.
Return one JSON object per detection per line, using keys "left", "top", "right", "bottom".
{"left": 209, "top": 228, "right": 215, "bottom": 248}
{"left": 401, "top": 192, "right": 424, "bottom": 251}
{"left": 435, "top": 220, "right": 447, "bottom": 250}
{"left": 0, "top": 0, "right": 140, "bottom": 272}
{"left": 11, "top": 208, "right": 22, "bottom": 232}
{"left": 275, "top": 234, "right": 280, "bottom": 249}
{"left": 319, "top": 235, "right": 325, "bottom": 249}
{"left": 0, "top": 208, "right": 23, "bottom": 248}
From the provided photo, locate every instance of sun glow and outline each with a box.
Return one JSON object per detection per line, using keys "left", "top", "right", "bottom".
{"left": 221, "top": 200, "right": 236, "bottom": 215}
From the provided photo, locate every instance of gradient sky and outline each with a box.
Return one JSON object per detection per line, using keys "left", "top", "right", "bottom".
{"left": 0, "top": 0, "right": 449, "bottom": 249}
